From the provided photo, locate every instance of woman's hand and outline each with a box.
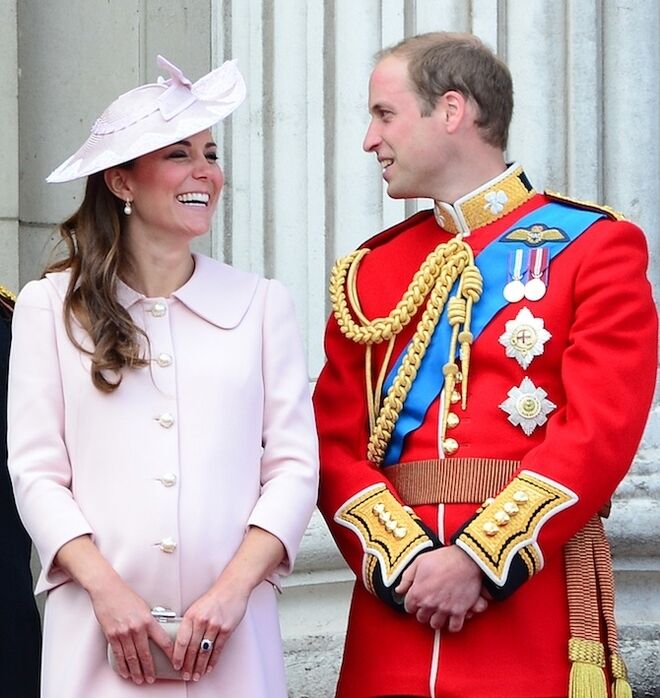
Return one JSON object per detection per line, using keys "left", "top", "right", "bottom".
{"left": 173, "top": 525, "right": 286, "bottom": 682}
{"left": 172, "top": 582, "right": 250, "bottom": 681}
{"left": 88, "top": 575, "right": 173, "bottom": 684}
{"left": 53, "top": 535, "right": 173, "bottom": 685}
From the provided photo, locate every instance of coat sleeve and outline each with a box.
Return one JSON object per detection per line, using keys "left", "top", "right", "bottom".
{"left": 453, "top": 220, "right": 658, "bottom": 598}
{"left": 246, "top": 279, "right": 319, "bottom": 577}
{"left": 313, "top": 301, "right": 441, "bottom": 610}
{"left": 7, "top": 280, "right": 94, "bottom": 591}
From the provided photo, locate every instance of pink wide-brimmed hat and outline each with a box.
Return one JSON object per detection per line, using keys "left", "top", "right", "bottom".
{"left": 47, "top": 55, "right": 246, "bottom": 183}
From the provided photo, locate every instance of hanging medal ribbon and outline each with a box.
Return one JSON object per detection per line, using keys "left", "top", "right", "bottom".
{"left": 503, "top": 248, "right": 527, "bottom": 303}
{"left": 381, "top": 202, "right": 605, "bottom": 466}
{"left": 524, "top": 247, "right": 549, "bottom": 301}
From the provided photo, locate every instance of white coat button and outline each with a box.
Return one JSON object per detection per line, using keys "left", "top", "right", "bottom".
{"left": 157, "top": 413, "right": 175, "bottom": 429}
{"left": 157, "top": 353, "right": 173, "bottom": 367}
{"left": 159, "top": 537, "right": 177, "bottom": 553}
{"left": 150, "top": 302, "right": 167, "bottom": 318}
{"left": 160, "top": 472, "right": 177, "bottom": 487}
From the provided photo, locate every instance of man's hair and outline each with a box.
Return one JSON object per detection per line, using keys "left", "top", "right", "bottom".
{"left": 377, "top": 32, "right": 513, "bottom": 150}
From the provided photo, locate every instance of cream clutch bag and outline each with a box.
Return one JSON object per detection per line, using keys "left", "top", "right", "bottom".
{"left": 107, "top": 606, "right": 183, "bottom": 681}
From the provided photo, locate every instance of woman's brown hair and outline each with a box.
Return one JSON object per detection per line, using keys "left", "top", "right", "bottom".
{"left": 44, "top": 170, "right": 148, "bottom": 392}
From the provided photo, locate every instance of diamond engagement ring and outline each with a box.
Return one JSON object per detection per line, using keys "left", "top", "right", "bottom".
{"left": 200, "top": 638, "right": 214, "bottom": 653}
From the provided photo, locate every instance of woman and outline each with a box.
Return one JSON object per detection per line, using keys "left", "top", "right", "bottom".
{"left": 8, "top": 56, "right": 318, "bottom": 697}
{"left": 0, "top": 286, "right": 41, "bottom": 698}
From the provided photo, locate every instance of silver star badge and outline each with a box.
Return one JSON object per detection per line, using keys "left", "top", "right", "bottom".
{"left": 499, "top": 377, "right": 556, "bottom": 436}
{"left": 498, "top": 307, "right": 551, "bottom": 369}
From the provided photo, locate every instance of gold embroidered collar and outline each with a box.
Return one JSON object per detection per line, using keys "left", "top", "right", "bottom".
{"left": 433, "top": 163, "right": 535, "bottom": 236}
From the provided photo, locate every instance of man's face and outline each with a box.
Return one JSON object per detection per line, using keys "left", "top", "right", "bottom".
{"left": 363, "top": 55, "right": 448, "bottom": 200}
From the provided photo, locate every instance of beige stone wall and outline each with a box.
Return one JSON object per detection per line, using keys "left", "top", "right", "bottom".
{"left": 3, "top": 1, "right": 659, "bottom": 696}
{"left": 12, "top": 0, "right": 213, "bottom": 286}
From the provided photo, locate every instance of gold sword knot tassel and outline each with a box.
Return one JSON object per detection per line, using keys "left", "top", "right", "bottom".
{"left": 440, "top": 260, "right": 483, "bottom": 444}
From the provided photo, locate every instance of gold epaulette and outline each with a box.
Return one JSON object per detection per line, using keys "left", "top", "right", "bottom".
{"left": 545, "top": 191, "right": 626, "bottom": 221}
{"left": 0, "top": 285, "right": 16, "bottom": 302}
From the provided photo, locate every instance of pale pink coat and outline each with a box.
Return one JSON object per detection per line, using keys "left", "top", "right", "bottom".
{"left": 8, "top": 254, "right": 319, "bottom": 698}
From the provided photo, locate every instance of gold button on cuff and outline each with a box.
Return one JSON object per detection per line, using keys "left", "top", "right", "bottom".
{"left": 513, "top": 490, "right": 529, "bottom": 503}
{"left": 378, "top": 511, "right": 391, "bottom": 523}
{"left": 443, "top": 438, "right": 459, "bottom": 455}
{"left": 385, "top": 520, "right": 397, "bottom": 532}
{"left": 446, "top": 413, "right": 460, "bottom": 429}
{"left": 372, "top": 502, "right": 385, "bottom": 515}
{"left": 393, "top": 527, "right": 408, "bottom": 539}
{"left": 494, "top": 510, "right": 511, "bottom": 526}
{"left": 159, "top": 537, "right": 177, "bottom": 553}
{"left": 157, "top": 353, "right": 173, "bottom": 367}
{"left": 483, "top": 497, "right": 496, "bottom": 508}
{"left": 157, "top": 413, "right": 175, "bottom": 429}
{"left": 450, "top": 390, "right": 461, "bottom": 404}
{"left": 503, "top": 502, "right": 520, "bottom": 515}
{"left": 483, "top": 522, "right": 499, "bottom": 536}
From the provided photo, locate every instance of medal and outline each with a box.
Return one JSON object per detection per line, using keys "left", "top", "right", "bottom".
{"left": 499, "top": 377, "right": 556, "bottom": 436}
{"left": 503, "top": 280, "right": 525, "bottom": 303}
{"left": 524, "top": 278, "right": 546, "bottom": 301}
{"left": 524, "top": 248, "right": 549, "bottom": 301}
{"left": 498, "top": 307, "right": 551, "bottom": 369}
{"left": 503, "top": 248, "right": 526, "bottom": 303}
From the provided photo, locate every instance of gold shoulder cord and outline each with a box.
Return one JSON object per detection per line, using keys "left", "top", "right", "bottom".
{"left": 329, "top": 237, "right": 482, "bottom": 466}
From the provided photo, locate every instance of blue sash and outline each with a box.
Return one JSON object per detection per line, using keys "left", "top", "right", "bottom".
{"left": 381, "top": 202, "right": 604, "bottom": 465}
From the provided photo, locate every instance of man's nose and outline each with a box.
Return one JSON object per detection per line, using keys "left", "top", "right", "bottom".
{"left": 363, "top": 120, "right": 380, "bottom": 152}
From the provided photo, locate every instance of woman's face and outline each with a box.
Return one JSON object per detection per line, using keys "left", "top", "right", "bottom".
{"left": 122, "top": 129, "right": 223, "bottom": 242}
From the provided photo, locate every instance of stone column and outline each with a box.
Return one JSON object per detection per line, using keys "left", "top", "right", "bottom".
{"left": 211, "top": 2, "right": 659, "bottom": 695}
{"left": 0, "top": 0, "right": 19, "bottom": 292}
{"left": 16, "top": 0, "right": 213, "bottom": 285}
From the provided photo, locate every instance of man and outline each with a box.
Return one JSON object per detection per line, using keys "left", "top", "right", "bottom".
{"left": 313, "top": 33, "right": 657, "bottom": 698}
{"left": 0, "top": 285, "right": 41, "bottom": 697}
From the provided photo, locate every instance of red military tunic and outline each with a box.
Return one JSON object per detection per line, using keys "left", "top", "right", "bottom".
{"left": 313, "top": 165, "right": 658, "bottom": 698}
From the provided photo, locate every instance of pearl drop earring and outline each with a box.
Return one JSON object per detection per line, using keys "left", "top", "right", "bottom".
{"left": 124, "top": 200, "right": 133, "bottom": 215}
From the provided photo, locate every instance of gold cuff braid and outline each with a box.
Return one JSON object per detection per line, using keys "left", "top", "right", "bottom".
{"left": 455, "top": 470, "right": 577, "bottom": 584}
{"left": 334, "top": 483, "right": 435, "bottom": 587}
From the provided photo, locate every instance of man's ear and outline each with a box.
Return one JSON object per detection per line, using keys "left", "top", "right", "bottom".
{"left": 438, "top": 90, "right": 469, "bottom": 134}
{"left": 104, "top": 168, "right": 132, "bottom": 200}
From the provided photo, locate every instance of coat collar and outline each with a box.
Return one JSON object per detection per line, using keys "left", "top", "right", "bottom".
{"left": 115, "top": 253, "right": 260, "bottom": 329}
{"left": 433, "top": 163, "right": 536, "bottom": 237}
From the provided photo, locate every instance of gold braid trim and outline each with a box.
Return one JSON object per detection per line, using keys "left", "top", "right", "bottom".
{"left": 329, "top": 238, "right": 482, "bottom": 466}
{"left": 568, "top": 638, "right": 607, "bottom": 698}
{"left": 566, "top": 517, "right": 610, "bottom": 698}
{"left": 386, "top": 457, "right": 520, "bottom": 505}
{"left": 330, "top": 241, "right": 465, "bottom": 344}
{"left": 0, "top": 285, "right": 17, "bottom": 302}
{"left": 545, "top": 191, "right": 626, "bottom": 221}
{"left": 591, "top": 518, "right": 633, "bottom": 698}
{"left": 610, "top": 653, "right": 632, "bottom": 698}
